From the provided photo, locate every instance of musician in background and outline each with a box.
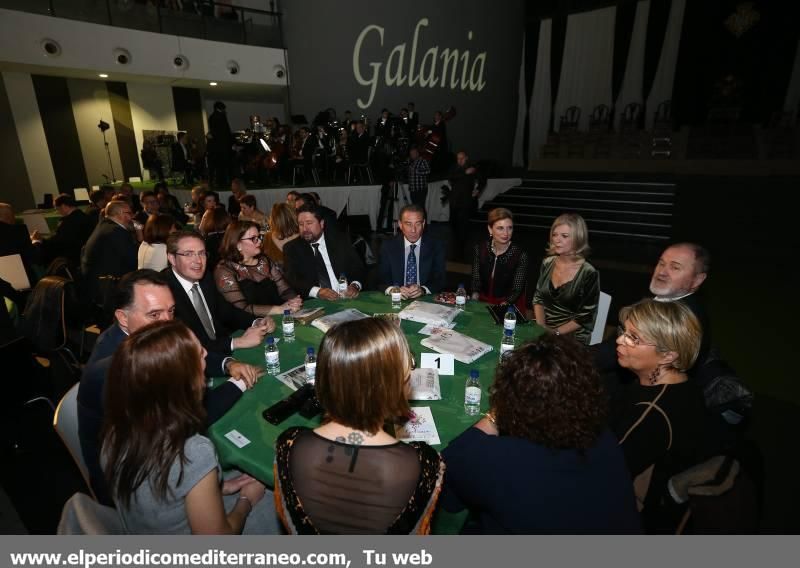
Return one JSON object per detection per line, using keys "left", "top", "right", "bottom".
{"left": 341, "top": 110, "right": 353, "bottom": 134}
{"left": 141, "top": 139, "right": 165, "bottom": 182}
{"left": 171, "top": 132, "right": 194, "bottom": 186}
{"left": 347, "top": 121, "right": 370, "bottom": 165}
{"left": 407, "top": 146, "right": 431, "bottom": 207}
{"left": 228, "top": 178, "right": 247, "bottom": 219}
{"left": 407, "top": 102, "right": 419, "bottom": 131}
{"left": 374, "top": 109, "right": 391, "bottom": 139}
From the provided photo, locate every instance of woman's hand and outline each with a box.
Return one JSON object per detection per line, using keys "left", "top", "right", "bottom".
{"left": 239, "top": 479, "right": 267, "bottom": 506}
{"left": 221, "top": 474, "right": 256, "bottom": 495}
{"left": 285, "top": 296, "right": 303, "bottom": 312}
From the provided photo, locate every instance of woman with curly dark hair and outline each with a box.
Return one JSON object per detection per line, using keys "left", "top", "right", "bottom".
{"left": 441, "top": 334, "right": 641, "bottom": 534}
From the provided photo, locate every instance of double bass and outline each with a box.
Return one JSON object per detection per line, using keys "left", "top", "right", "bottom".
{"left": 416, "top": 106, "right": 456, "bottom": 162}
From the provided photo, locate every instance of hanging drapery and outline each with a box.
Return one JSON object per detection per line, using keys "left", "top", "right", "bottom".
{"left": 548, "top": 14, "right": 568, "bottom": 132}
{"left": 641, "top": 0, "right": 671, "bottom": 127}
{"left": 611, "top": 1, "right": 637, "bottom": 126}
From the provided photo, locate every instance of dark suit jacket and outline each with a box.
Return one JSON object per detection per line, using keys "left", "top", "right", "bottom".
{"left": 347, "top": 132, "right": 370, "bottom": 163}
{"left": 0, "top": 222, "right": 41, "bottom": 280}
{"left": 80, "top": 219, "right": 138, "bottom": 302}
{"left": 163, "top": 268, "right": 255, "bottom": 355}
{"left": 378, "top": 235, "right": 446, "bottom": 293}
{"left": 77, "top": 323, "right": 242, "bottom": 505}
{"left": 41, "top": 209, "right": 93, "bottom": 265}
{"left": 283, "top": 231, "right": 366, "bottom": 299}
{"left": 171, "top": 142, "right": 191, "bottom": 171}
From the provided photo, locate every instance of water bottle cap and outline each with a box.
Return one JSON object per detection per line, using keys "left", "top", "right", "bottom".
{"left": 504, "top": 328, "right": 513, "bottom": 336}
{"left": 507, "top": 306, "right": 514, "bottom": 313}
{"left": 470, "top": 369, "right": 479, "bottom": 378}
{"left": 266, "top": 337, "right": 274, "bottom": 344}
{"left": 458, "top": 283, "right": 464, "bottom": 288}
{"left": 307, "top": 347, "right": 315, "bottom": 354}
{"left": 283, "top": 309, "right": 290, "bottom": 315}
{"left": 340, "top": 273, "right": 345, "bottom": 278}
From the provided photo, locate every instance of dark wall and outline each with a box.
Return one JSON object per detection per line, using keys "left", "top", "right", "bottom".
{"left": 282, "top": 0, "right": 524, "bottom": 167}
{"left": 31, "top": 75, "right": 88, "bottom": 193}
{"left": 0, "top": 76, "right": 34, "bottom": 210}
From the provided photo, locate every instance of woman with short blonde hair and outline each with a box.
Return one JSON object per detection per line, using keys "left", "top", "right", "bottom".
{"left": 274, "top": 319, "right": 444, "bottom": 534}
{"left": 532, "top": 212, "right": 599, "bottom": 344}
{"left": 611, "top": 299, "right": 708, "bottom": 526}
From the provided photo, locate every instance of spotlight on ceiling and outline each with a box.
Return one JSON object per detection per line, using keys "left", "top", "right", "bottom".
{"left": 99, "top": 73, "right": 109, "bottom": 78}
{"left": 209, "top": 82, "right": 218, "bottom": 86}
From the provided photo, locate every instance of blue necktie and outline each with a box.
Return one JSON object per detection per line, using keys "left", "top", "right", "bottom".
{"left": 405, "top": 244, "right": 418, "bottom": 286}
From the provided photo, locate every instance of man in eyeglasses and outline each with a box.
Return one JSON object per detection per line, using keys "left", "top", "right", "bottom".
{"left": 164, "top": 230, "right": 273, "bottom": 358}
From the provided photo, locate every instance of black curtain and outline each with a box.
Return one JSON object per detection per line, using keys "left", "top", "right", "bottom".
{"left": 672, "top": 0, "right": 800, "bottom": 127}
{"left": 611, "top": 1, "right": 637, "bottom": 121}
{"left": 522, "top": 21, "right": 541, "bottom": 160}
{"left": 641, "top": 0, "right": 672, "bottom": 126}
{"left": 549, "top": 14, "right": 568, "bottom": 132}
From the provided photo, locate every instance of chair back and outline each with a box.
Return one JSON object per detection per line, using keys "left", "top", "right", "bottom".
{"left": 560, "top": 106, "right": 581, "bottom": 131}
{"left": 589, "top": 291, "right": 612, "bottom": 345}
{"left": 54, "top": 383, "right": 95, "bottom": 500}
{"left": 57, "top": 492, "right": 123, "bottom": 535}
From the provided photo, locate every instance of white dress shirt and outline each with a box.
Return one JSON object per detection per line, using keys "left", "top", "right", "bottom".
{"left": 171, "top": 269, "right": 244, "bottom": 390}
{"left": 383, "top": 237, "right": 430, "bottom": 295}
{"left": 308, "top": 233, "right": 362, "bottom": 298}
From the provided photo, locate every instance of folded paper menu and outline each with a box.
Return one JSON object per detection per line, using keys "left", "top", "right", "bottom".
{"left": 310, "top": 308, "right": 370, "bottom": 333}
{"left": 408, "top": 368, "right": 441, "bottom": 401}
{"left": 420, "top": 327, "right": 493, "bottom": 364}
{"left": 399, "top": 300, "right": 459, "bottom": 326}
{"left": 394, "top": 406, "right": 441, "bottom": 446}
{"left": 293, "top": 307, "right": 325, "bottom": 324}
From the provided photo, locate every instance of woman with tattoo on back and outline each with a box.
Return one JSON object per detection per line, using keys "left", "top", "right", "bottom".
{"left": 274, "top": 319, "right": 445, "bottom": 534}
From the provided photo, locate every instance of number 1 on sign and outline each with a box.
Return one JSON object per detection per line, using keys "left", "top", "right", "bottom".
{"left": 421, "top": 353, "right": 454, "bottom": 375}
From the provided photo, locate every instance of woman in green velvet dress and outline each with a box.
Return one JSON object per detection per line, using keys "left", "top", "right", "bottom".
{"left": 532, "top": 213, "right": 600, "bottom": 345}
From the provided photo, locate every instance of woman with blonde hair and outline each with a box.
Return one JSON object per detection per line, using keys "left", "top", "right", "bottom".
{"left": 532, "top": 213, "right": 599, "bottom": 344}
{"left": 274, "top": 319, "right": 444, "bottom": 534}
{"left": 261, "top": 202, "right": 299, "bottom": 267}
{"left": 611, "top": 299, "right": 709, "bottom": 525}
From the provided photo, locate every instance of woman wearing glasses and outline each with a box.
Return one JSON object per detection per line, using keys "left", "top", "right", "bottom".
{"left": 532, "top": 213, "right": 599, "bottom": 344}
{"left": 611, "top": 299, "right": 709, "bottom": 528}
{"left": 214, "top": 221, "right": 302, "bottom": 317}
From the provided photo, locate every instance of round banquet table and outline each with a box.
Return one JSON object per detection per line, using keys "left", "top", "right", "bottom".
{"left": 206, "top": 291, "right": 544, "bottom": 533}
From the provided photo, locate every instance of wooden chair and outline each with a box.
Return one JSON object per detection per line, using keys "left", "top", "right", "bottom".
{"left": 589, "top": 104, "right": 611, "bottom": 132}
{"left": 559, "top": 106, "right": 581, "bottom": 133}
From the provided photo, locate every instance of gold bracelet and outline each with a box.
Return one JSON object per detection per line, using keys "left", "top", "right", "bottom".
{"left": 483, "top": 412, "right": 497, "bottom": 425}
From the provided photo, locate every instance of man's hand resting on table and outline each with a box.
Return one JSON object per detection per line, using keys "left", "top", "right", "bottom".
{"left": 227, "top": 361, "right": 262, "bottom": 388}
{"left": 400, "top": 285, "right": 424, "bottom": 300}
{"left": 232, "top": 320, "right": 270, "bottom": 349}
{"left": 342, "top": 283, "right": 360, "bottom": 299}
{"left": 317, "top": 287, "right": 340, "bottom": 301}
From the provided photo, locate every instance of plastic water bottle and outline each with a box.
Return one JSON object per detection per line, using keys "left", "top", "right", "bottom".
{"left": 504, "top": 306, "right": 517, "bottom": 334}
{"left": 282, "top": 309, "right": 295, "bottom": 342}
{"left": 500, "top": 328, "right": 515, "bottom": 360}
{"left": 305, "top": 347, "right": 317, "bottom": 384}
{"left": 337, "top": 273, "right": 348, "bottom": 299}
{"left": 391, "top": 284, "right": 402, "bottom": 310}
{"left": 464, "top": 369, "right": 481, "bottom": 416}
{"left": 455, "top": 283, "right": 467, "bottom": 310}
{"left": 264, "top": 337, "right": 280, "bottom": 374}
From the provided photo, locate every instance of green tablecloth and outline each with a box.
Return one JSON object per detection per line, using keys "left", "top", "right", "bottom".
{"left": 207, "top": 292, "right": 544, "bottom": 533}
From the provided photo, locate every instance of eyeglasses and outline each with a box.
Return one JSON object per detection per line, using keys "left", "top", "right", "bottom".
{"left": 239, "top": 235, "right": 263, "bottom": 244}
{"left": 174, "top": 251, "right": 208, "bottom": 259}
{"left": 617, "top": 326, "right": 656, "bottom": 348}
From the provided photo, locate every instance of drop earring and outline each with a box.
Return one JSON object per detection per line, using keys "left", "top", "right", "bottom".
{"left": 648, "top": 366, "right": 661, "bottom": 385}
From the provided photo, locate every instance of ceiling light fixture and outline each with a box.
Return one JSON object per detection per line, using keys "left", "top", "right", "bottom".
{"left": 99, "top": 73, "right": 109, "bottom": 78}
{"left": 209, "top": 82, "right": 218, "bottom": 86}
